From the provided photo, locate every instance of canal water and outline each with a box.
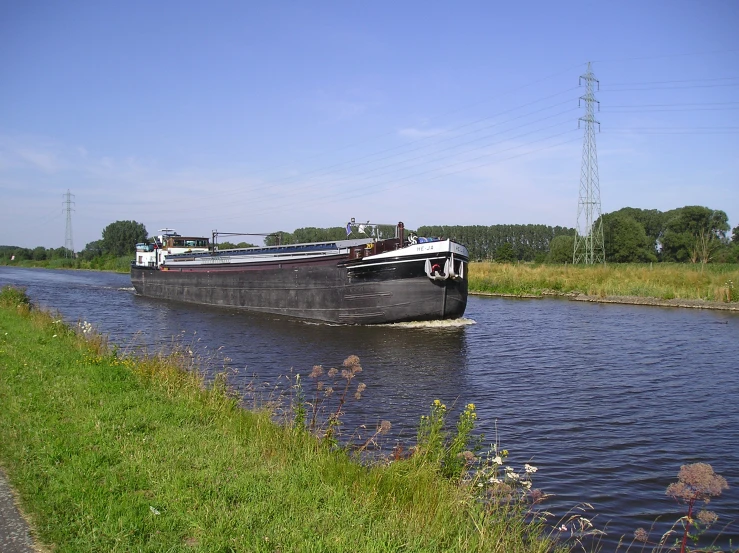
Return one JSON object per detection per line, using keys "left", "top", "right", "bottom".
{"left": 2, "top": 266, "right": 738, "bottom": 548}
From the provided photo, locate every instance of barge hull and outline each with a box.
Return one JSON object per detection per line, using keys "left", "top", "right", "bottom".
{"left": 130, "top": 256, "right": 467, "bottom": 324}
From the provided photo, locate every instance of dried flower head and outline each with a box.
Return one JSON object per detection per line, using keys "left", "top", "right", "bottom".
{"left": 696, "top": 509, "right": 718, "bottom": 526}
{"left": 666, "top": 463, "right": 729, "bottom": 503}
{"left": 343, "top": 355, "right": 360, "bottom": 368}
{"left": 379, "top": 420, "right": 392, "bottom": 434}
{"left": 327, "top": 367, "right": 338, "bottom": 377}
{"left": 309, "top": 365, "right": 323, "bottom": 378}
{"left": 460, "top": 450, "right": 476, "bottom": 464}
{"left": 633, "top": 528, "right": 649, "bottom": 543}
{"left": 529, "top": 488, "right": 545, "bottom": 504}
{"left": 356, "top": 383, "right": 367, "bottom": 394}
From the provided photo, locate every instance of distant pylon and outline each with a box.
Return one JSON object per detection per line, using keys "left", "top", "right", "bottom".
{"left": 63, "top": 189, "right": 75, "bottom": 257}
{"left": 573, "top": 62, "right": 605, "bottom": 265}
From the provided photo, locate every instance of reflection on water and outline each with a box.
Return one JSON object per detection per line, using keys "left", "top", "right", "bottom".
{"left": 2, "top": 266, "right": 738, "bottom": 547}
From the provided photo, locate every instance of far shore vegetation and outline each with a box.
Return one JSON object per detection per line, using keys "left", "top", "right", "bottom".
{"left": 469, "top": 262, "right": 739, "bottom": 304}
{"left": 2, "top": 205, "right": 738, "bottom": 303}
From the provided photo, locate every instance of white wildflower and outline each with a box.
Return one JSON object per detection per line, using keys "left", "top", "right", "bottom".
{"left": 149, "top": 506, "right": 161, "bottom": 516}
{"left": 524, "top": 463, "right": 538, "bottom": 473}
{"left": 493, "top": 456, "right": 502, "bottom": 465}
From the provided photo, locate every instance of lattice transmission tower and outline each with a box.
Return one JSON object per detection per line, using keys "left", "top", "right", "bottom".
{"left": 63, "top": 189, "right": 75, "bottom": 257}
{"left": 573, "top": 62, "right": 605, "bottom": 264}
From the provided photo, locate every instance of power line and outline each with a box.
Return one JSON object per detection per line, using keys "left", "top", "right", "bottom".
{"left": 599, "top": 83, "right": 739, "bottom": 92}
{"left": 606, "top": 76, "right": 739, "bottom": 86}
{"left": 207, "top": 87, "right": 582, "bottom": 202}
{"left": 592, "top": 48, "right": 739, "bottom": 64}
{"left": 218, "top": 129, "right": 582, "bottom": 223}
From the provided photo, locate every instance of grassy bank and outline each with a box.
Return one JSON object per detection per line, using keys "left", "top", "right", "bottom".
{"left": 469, "top": 263, "right": 739, "bottom": 303}
{"left": 0, "top": 287, "right": 564, "bottom": 553}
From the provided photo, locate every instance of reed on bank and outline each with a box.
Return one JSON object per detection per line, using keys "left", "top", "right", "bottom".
{"left": 468, "top": 263, "right": 739, "bottom": 303}
{"left": 0, "top": 286, "right": 564, "bottom": 553}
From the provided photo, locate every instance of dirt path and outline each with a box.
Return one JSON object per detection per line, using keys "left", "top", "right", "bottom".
{"left": 0, "top": 469, "right": 37, "bottom": 553}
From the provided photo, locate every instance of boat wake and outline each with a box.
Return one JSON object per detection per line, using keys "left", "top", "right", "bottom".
{"left": 384, "top": 318, "right": 476, "bottom": 329}
{"left": 117, "top": 287, "right": 136, "bottom": 292}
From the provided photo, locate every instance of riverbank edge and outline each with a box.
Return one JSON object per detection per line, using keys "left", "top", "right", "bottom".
{"left": 469, "top": 290, "right": 739, "bottom": 311}
{"left": 0, "top": 289, "right": 563, "bottom": 553}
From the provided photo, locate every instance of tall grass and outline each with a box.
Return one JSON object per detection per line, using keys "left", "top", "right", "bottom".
{"left": 469, "top": 263, "right": 739, "bottom": 303}
{"left": 0, "top": 286, "right": 565, "bottom": 553}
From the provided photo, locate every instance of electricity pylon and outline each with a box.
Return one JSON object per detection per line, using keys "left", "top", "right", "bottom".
{"left": 573, "top": 62, "right": 605, "bottom": 265}
{"left": 63, "top": 189, "right": 75, "bottom": 257}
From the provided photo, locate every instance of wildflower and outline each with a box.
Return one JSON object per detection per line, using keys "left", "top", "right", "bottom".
{"left": 488, "top": 477, "right": 501, "bottom": 484}
{"left": 343, "top": 354, "right": 360, "bottom": 367}
{"left": 149, "top": 506, "right": 160, "bottom": 516}
{"left": 327, "top": 367, "right": 338, "bottom": 377}
{"left": 696, "top": 509, "right": 718, "bottom": 525}
{"left": 558, "top": 525, "right": 568, "bottom": 532}
{"left": 460, "top": 450, "right": 476, "bottom": 464}
{"left": 309, "top": 365, "right": 323, "bottom": 378}
{"left": 433, "top": 399, "right": 441, "bottom": 406}
{"left": 634, "top": 528, "right": 649, "bottom": 542}
{"left": 379, "top": 420, "right": 392, "bottom": 434}
{"left": 524, "top": 463, "right": 538, "bottom": 473}
{"left": 666, "top": 462, "right": 728, "bottom": 503}
{"left": 466, "top": 403, "right": 475, "bottom": 410}
{"left": 529, "top": 489, "right": 545, "bottom": 503}
{"left": 493, "top": 456, "right": 503, "bottom": 465}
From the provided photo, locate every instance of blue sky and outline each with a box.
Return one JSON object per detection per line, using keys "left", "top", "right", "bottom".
{"left": 1, "top": 0, "right": 737, "bottom": 249}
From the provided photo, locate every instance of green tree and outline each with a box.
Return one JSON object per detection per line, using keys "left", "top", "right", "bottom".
{"left": 602, "top": 213, "right": 657, "bottom": 263}
{"left": 732, "top": 224, "right": 739, "bottom": 244}
{"left": 101, "top": 221, "right": 148, "bottom": 256}
{"left": 31, "top": 246, "right": 47, "bottom": 261}
{"left": 661, "top": 206, "right": 729, "bottom": 263}
{"left": 547, "top": 235, "right": 575, "bottom": 263}
{"left": 80, "top": 240, "right": 104, "bottom": 261}
{"left": 494, "top": 242, "right": 516, "bottom": 263}
{"left": 264, "top": 232, "right": 294, "bottom": 246}
{"left": 218, "top": 241, "right": 257, "bottom": 249}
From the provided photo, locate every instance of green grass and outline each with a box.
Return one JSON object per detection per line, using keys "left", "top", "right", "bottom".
{"left": 469, "top": 263, "right": 739, "bottom": 303}
{"left": 0, "top": 286, "right": 564, "bottom": 553}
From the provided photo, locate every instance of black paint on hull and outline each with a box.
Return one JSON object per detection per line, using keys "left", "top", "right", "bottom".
{"left": 130, "top": 255, "right": 467, "bottom": 324}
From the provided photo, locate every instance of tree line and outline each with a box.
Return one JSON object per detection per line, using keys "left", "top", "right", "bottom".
{"left": 2, "top": 207, "right": 738, "bottom": 267}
